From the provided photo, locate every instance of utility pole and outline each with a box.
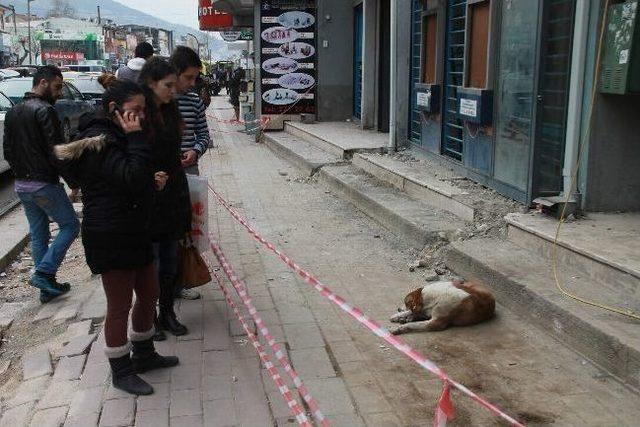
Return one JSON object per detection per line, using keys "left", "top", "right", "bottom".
{"left": 12, "top": 5, "right": 16, "bottom": 34}
{"left": 27, "top": 0, "right": 34, "bottom": 65}
{"left": 97, "top": 5, "right": 101, "bottom": 24}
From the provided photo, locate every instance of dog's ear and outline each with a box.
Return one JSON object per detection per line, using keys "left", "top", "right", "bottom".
{"left": 404, "top": 288, "right": 424, "bottom": 313}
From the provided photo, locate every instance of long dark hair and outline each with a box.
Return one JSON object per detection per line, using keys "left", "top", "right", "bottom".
{"left": 98, "top": 75, "right": 145, "bottom": 115}
{"left": 139, "top": 58, "right": 183, "bottom": 141}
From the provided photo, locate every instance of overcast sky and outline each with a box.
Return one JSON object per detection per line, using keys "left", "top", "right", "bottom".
{"left": 113, "top": 0, "right": 199, "bottom": 29}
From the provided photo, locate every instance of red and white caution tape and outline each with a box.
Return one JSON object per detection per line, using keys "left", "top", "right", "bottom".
{"left": 209, "top": 237, "right": 329, "bottom": 427}
{"left": 206, "top": 182, "right": 525, "bottom": 427}
{"left": 209, "top": 267, "right": 311, "bottom": 426}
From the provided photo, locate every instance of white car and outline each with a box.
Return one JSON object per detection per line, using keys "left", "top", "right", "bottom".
{"left": 0, "top": 91, "right": 14, "bottom": 174}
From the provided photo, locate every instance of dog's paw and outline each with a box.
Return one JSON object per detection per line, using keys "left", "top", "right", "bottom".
{"left": 389, "top": 326, "right": 405, "bottom": 335}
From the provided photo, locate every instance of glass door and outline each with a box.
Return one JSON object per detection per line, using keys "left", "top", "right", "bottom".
{"left": 493, "top": 0, "right": 541, "bottom": 193}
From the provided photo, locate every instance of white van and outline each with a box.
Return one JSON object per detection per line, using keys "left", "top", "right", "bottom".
{"left": 0, "top": 91, "right": 14, "bottom": 174}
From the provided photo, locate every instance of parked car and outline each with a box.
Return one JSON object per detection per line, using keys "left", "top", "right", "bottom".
{"left": 6, "top": 66, "right": 38, "bottom": 77}
{"left": 0, "top": 91, "right": 14, "bottom": 174}
{"left": 64, "top": 74, "right": 105, "bottom": 109}
{"left": 66, "top": 65, "right": 107, "bottom": 74}
{"left": 0, "top": 77, "right": 94, "bottom": 142}
{"left": 0, "top": 69, "right": 21, "bottom": 80}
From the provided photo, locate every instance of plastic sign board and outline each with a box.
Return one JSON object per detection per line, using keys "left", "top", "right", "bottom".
{"left": 199, "top": 0, "right": 233, "bottom": 31}
{"left": 260, "top": 0, "right": 317, "bottom": 116}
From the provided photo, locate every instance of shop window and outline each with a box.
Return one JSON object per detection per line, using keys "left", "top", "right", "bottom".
{"left": 421, "top": 13, "right": 437, "bottom": 84}
{"left": 467, "top": 0, "right": 490, "bottom": 88}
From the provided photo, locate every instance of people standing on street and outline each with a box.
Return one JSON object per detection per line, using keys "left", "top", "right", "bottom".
{"left": 116, "top": 42, "right": 154, "bottom": 83}
{"left": 228, "top": 67, "right": 246, "bottom": 122}
{"left": 170, "top": 46, "right": 212, "bottom": 177}
{"left": 55, "top": 79, "right": 178, "bottom": 396}
{"left": 139, "top": 58, "right": 191, "bottom": 340}
{"left": 169, "top": 46, "right": 213, "bottom": 301}
{"left": 2, "top": 65, "right": 80, "bottom": 304}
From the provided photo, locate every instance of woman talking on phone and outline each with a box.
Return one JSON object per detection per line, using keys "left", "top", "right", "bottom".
{"left": 139, "top": 58, "right": 191, "bottom": 340}
{"left": 55, "top": 77, "right": 178, "bottom": 396}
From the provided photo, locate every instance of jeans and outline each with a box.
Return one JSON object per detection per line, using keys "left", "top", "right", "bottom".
{"left": 17, "top": 184, "right": 80, "bottom": 276}
{"left": 153, "top": 240, "right": 179, "bottom": 280}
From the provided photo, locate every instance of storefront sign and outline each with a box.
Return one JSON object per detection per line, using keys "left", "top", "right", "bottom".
{"left": 199, "top": 0, "right": 233, "bottom": 31}
{"left": 220, "top": 29, "right": 254, "bottom": 42}
{"left": 42, "top": 51, "right": 85, "bottom": 61}
{"left": 260, "top": 0, "right": 317, "bottom": 115}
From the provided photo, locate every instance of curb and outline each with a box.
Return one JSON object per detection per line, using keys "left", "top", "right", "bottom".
{"left": 445, "top": 238, "right": 640, "bottom": 390}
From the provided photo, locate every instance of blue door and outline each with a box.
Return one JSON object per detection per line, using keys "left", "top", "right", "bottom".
{"left": 353, "top": 3, "right": 364, "bottom": 119}
{"left": 408, "top": 0, "right": 423, "bottom": 145}
{"left": 441, "top": 0, "right": 467, "bottom": 161}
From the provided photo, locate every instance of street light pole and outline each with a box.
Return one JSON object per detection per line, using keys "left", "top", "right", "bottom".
{"left": 27, "top": 0, "right": 33, "bottom": 64}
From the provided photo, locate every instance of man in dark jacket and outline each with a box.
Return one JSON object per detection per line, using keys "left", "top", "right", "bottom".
{"left": 3, "top": 65, "right": 80, "bottom": 303}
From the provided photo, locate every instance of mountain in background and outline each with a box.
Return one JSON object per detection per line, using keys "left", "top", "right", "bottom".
{"left": 9, "top": 0, "right": 230, "bottom": 59}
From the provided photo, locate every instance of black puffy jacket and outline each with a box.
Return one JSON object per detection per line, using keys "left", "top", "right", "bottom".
{"left": 3, "top": 92, "right": 77, "bottom": 187}
{"left": 56, "top": 115, "right": 154, "bottom": 273}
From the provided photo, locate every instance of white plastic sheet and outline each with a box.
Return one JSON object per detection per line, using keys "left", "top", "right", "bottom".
{"left": 186, "top": 175, "right": 209, "bottom": 253}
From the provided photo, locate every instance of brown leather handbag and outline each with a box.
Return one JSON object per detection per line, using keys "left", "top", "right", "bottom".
{"left": 179, "top": 238, "right": 212, "bottom": 289}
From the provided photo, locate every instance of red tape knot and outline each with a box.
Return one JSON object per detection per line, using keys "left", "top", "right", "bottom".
{"left": 434, "top": 381, "right": 456, "bottom": 427}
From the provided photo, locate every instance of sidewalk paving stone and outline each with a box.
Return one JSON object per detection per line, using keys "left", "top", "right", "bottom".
{"left": 63, "top": 320, "right": 93, "bottom": 343}
{"left": 55, "top": 333, "right": 97, "bottom": 358}
{"left": 22, "top": 346, "right": 52, "bottom": 380}
{"left": 137, "top": 382, "right": 170, "bottom": 411}
{"left": 136, "top": 408, "right": 169, "bottom": 427}
{"left": 202, "top": 351, "right": 231, "bottom": 377}
{"left": 0, "top": 402, "right": 35, "bottom": 427}
{"left": 36, "top": 379, "right": 79, "bottom": 410}
{"left": 29, "top": 406, "right": 69, "bottom": 427}
{"left": 67, "top": 386, "right": 104, "bottom": 418}
{"left": 53, "top": 355, "right": 87, "bottom": 381}
{"left": 202, "top": 374, "right": 233, "bottom": 401}
{"left": 171, "top": 414, "right": 204, "bottom": 427}
{"left": 361, "top": 411, "right": 403, "bottom": 426}
{"left": 202, "top": 399, "right": 235, "bottom": 426}
{"left": 289, "top": 348, "right": 336, "bottom": 380}
{"left": 174, "top": 341, "right": 203, "bottom": 366}
{"left": 282, "top": 322, "right": 325, "bottom": 349}
{"left": 78, "top": 361, "right": 110, "bottom": 389}
{"left": 170, "top": 389, "right": 203, "bottom": 418}
{"left": 0, "top": 302, "right": 27, "bottom": 330}
{"left": 99, "top": 397, "right": 135, "bottom": 427}
{"left": 170, "top": 363, "right": 203, "bottom": 392}
{"left": 64, "top": 412, "right": 100, "bottom": 427}
{"left": 6, "top": 375, "right": 49, "bottom": 408}
{"left": 53, "top": 301, "right": 81, "bottom": 324}
{"left": 302, "top": 377, "right": 357, "bottom": 417}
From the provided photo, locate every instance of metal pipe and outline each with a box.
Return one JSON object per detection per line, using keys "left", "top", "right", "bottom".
{"left": 388, "top": 0, "right": 398, "bottom": 152}
{"left": 563, "top": 0, "right": 590, "bottom": 198}
{"left": 28, "top": 0, "right": 33, "bottom": 65}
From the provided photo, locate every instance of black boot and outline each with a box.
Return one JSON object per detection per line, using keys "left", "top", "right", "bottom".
{"left": 108, "top": 354, "right": 154, "bottom": 396}
{"left": 159, "top": 305, "right": 189, "bottom": 336}
{"left": 131, "top": 338, "right": 179, "bottom": 373}
{"left": 153, "top": 314, "right": 166, "bottom": 342}
{"left": 159, "top": 275, "right": 188, "bottom": 336}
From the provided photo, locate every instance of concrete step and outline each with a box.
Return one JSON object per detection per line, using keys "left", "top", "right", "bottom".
{"left": 263, "top": 131, "right": 345, "bottom": 177}
{"left": 506, "top": 212, "right": 640, "bottom": 298}
{"left": 445, "top": 237, "right": 640, "bottom": 389}
{"left": 353, "top": 153, "right": 475, "bottom": 222}
{"left": 284, "top": 121, "right": 387, "bottom": 159}
{"left": 318, "top": 164, "right": 465, "bottom": 249}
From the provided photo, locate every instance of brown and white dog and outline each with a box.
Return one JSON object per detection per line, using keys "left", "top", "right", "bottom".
{"left": 389, "top": 280, "right": 495, "bottom": 335}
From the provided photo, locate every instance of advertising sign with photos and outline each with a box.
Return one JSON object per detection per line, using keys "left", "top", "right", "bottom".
{"left": 260, "top": 0, "right": 316, "bottom": 115}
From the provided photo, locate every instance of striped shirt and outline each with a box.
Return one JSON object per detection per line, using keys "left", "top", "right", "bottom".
{"left": 177, "top": 92, "right": 211, "bottom": 156}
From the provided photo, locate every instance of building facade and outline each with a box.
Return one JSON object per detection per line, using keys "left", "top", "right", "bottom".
{"left": 227, "top": 0, "right": 640, "bottom": 212}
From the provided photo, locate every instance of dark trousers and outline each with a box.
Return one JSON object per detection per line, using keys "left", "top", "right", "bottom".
{"left": 101, "top": 263, "right": 159, "bottom": 347}
{"left": 154, "top": 240, "right": 179, "bottom": 306}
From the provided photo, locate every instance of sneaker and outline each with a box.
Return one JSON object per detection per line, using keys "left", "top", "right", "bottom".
{"left": 177, "top": 288, "right": 201, "bottom": 300}
{"left": 39, "top": 281, "right": 71, "bottom": 304}
{"left": 39, "top": 290, "right": 58, "bottom": 304}
{"left": 29, "top": 272, "right": 65, "bottom": 296}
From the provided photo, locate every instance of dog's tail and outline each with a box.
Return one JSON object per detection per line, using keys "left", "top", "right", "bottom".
{"left": 456, "top": 281, "right": 496, "bottom": 320}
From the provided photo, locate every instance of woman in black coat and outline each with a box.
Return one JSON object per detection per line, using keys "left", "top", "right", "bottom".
{"left": 55, "top": 78, "right": 178, "bottom": 396}
{"left": 139, "top": 58, "right": 192, "bottom": 340}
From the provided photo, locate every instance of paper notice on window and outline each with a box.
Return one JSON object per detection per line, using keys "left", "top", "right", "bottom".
{"left": 619, "top": 49, "right": 629, "bottom": 65}
{"left": 459, "top": 99, "right": 478, "bottom": 118}
{"left": 417, "top": 92, "right": 430, "bottom": 108}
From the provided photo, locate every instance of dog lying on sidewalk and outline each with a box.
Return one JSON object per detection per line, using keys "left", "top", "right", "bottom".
{"left": 389, "top": 280, "right": 495, "bottom": 335}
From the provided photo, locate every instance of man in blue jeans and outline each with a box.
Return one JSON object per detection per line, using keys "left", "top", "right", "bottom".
{"left": 3, "top": 65, "right": 80, "bottom": 303}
